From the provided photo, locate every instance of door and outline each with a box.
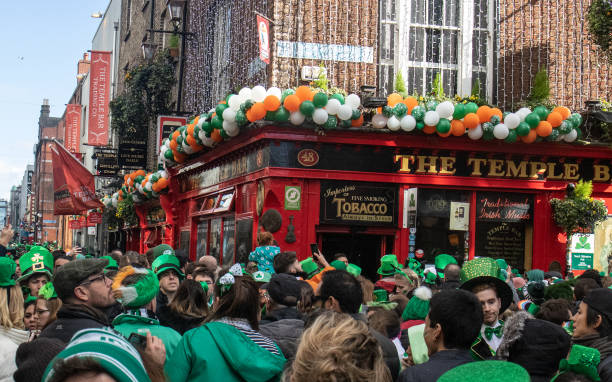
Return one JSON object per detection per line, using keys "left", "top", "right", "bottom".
{"left": 320, "top": 233, "right": 387, "bottom": 281}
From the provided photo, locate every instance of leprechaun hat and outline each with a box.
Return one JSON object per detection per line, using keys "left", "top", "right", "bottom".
{"left": 17, "top": 246, "right": 53, "bottom": 282}
{"left": 460, "top": 257, "right": 513, "bottom": 313}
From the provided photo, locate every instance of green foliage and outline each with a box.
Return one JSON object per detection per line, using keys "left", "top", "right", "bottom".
{"left": 102, "top": 206, "right": 121, "bottom": 231}
{"left": 528, "top": 68, "right": 551, "bottom": 105}
{"left": 394, "top": 72, "right": 407, "bottom": 97}
{"left": 109, "top": 50, "right": 176, "bottom": 140}
{"left": 168, "top": 33, "right": 179, "bottom": 48}
{"left": 550, "top": 180, "right": 608, "bottom": 234}
{"left": 312, "top": 63, "right": 329, "bottom": 92}
{"left": 430, "top": 72, "right": 445, "bottom": 99}
{"left": 573, "top": 180, "right": 594, "bottom": 200}
{"left": 116, "top": 197, "right": 138, "bottom": 227}
{"left": 587, "top": 0, "right": 612, "bottom": 62}
{"left": 471, "top": 78, "right": 482, "bottom": 99}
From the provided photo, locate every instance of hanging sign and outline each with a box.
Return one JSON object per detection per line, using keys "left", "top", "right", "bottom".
{"left": 570, "top": 233, "right": 595, "bottom": 272}
{"left": 87, "top": 212, "right": 103, "bottom": 225}
{"left": 157, "top": 115, "right": 187, "bottom": 150}
{"left": 449, "top": 202, "right": 470, "bottom": 231}
{"left": 88, "top": 51, "right": 112, "bottom": 146}
{"left": 257, "top": 15, "right": 270, "bottom": 64}
{"left": 64, "top": 104, "right": 81, "bottom": 153}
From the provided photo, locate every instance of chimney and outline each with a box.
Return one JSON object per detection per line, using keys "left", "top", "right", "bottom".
{"left": 40, "top": 99, "right": 50, "bottom": 122}
{"left": 77, "top": 52, "right": 90, "bottom": 81}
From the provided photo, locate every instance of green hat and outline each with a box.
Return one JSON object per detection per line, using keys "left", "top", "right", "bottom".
{"left": 39, "top": 282, "right": 58, "bottom": 299}
{"left": 151, "top": 244, "right": 174, "bottom": 260}
{"left": 300, "top": 258, "right": 320, "bottom": 279}
{"left": 252, "top": 271, "right": 271, "bottom": 283}
{"left": 377, "top": 254, "right": 402, "bottom": 276}
{"left": 151, "top": 254, "right": 184, "bottom": 279}
{"left": 112, "top": 266, "right": 159, "bottom": 308}
{"left": 424, "top": 271, "right": 437, "bottom": 285}
{"left": 460, "top": 257, "right": 513, "bottom": 313}
{"left": 496, "top": 258, "right": 508, "bottom": 271}
{"left": 42, "top": 327, "right": 151, "bottom": 382}
{"left": 17, "top": 246, "right": 54, "bottom": 282}
{"left": 407, "top": 258, "right": 424, "bottom": 278}
{"left": 373, "top": 289, "right": 389, "bottom": 303}
{"left": 401, "top": 286, "right": 432, "bottom": 321}
{"left": 53, "top": 258, "right": 108, "bottom": 301}
{"left": 512, "top": 268, "right": 522, "bottom": 278}
{"left": 100, "top": 255, "right": 118, "bottom": 272}
{"left": 0, "top": 257, "right": 17, "bottom": 287}
{"left": 438, "top": 360, "right": 530, "bottom": 382}
{"left": 330, "top": 260, "right": 347, "bottom": 271}
{"left": 367, "top": 289, "right": 398, "bottom": 310}
{"left": 435, "top": 254, "right": 457, "bottom": 278}
{"left": 552, "top": 344, "right": 601, "bottom": 382}
{"left": 346, "top": 263, "right": 362, "bottom": 277}
{"left": 24, "top": 295, "right": 37, "bottom": 306}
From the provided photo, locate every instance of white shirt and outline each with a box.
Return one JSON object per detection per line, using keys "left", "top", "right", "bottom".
{"left": 481, "top": 320, "right": 503, "bottom": 352}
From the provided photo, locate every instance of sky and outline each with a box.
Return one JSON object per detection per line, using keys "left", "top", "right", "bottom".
{"left": 0, "top": 0, "right": 110, "bottom": 200}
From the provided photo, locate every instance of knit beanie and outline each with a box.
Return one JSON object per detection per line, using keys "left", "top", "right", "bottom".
{"left": 14, "top": 337, "right": 65, "bottom": 382}
{"left": 401, "top": 286, "right": 432, "bottom": 321}
{"left": 526, "top": 269, "right": 545, "bottom": 282}
{"left": 111, "top": 266, "right": 160, "bottom": 308}
{"left": 268, "top": 273, "right": 309, "bottom": 306}
{"left": 42, "top": 327, "right": 150, "bottom": 382}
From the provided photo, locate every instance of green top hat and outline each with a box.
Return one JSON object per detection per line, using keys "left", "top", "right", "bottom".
{"left": 424, "top": 271, "right": 437, "bottom": 285}
{"left": 377, "top": 254, "right": 402, "bottom": 276}
{"left": 252, "top": 271, "right": 271, "bottom": 283}
{"left": 552, "top": 344, "right": 601, "bottom": 382}
{"left": 18, "top": 246, "right": 53, "bottom": 282}
{"left": 438, "top": 360, "right": 530, "bottom": 382}
{"left": 39, "top": 281, "right": 58, "bottom": 300}
{"left": 346, "top": 263, "right": 362, "bottom": 277}
{"left": 435, "top": 254, "right": 457, "bottom": 278}
{"left": 460, "top": 257, "right": 513, "bottom": 313}
{"left": 367, "top": 289, "right": 398, "bottom": 310}
{"left": 300, "top": 258, "right": 320, "bottom": 279}
{"left": 151, "top": 254, "right": 184, "bottom": 279}
{"left": 100, "top": 256, "right": 118, "bottom": 272}
{"left": 0, "top": 257, "right": 17, "bottom": 287}
{"left": 330, "top": 260, "right": 347, "bottom": 271}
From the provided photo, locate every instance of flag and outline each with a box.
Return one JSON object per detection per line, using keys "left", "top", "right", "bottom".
{"left": 51, "top": 140, "right": 104, "bottom": 215}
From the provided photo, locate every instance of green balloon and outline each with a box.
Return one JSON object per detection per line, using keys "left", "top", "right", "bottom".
{"left": 265, "top": 111, "right": 275, "bottom": 121}
{"left": 425, "top": 100, "right": 438, "bottom": 111}
{"left": 382, "top": 106, "right": 393, "bottom": 117}
{"left": 215, "top": 103, "right": 228, "bottom": 117}
{"left": 411, "top": 106, "right": 425, "bottom": 121}
{"left": 416, "top": 122, "right": 425, "bottom": 130}
{"left": 274, "top": 106, "right": 290, "bottom": 122}
{"left": 503, "top": 111, "right": 510, "bottom": 119}
{"left": 179, "top": 125, "right": 186, "bottom": 132}
{"left": 490, "top": 115, "right": 501, "bottom": 125}
{"left": 243, "top": 99, "right": 254, "bottom": 110}
{"left": 299, "top": 101, "right": 315, "bottom": 116}
{"left": 211, "top": 115, "right": 223, "bottom": 130}
{"left": 575, "top": 127, "right": 583, "bottom": 139}
{"left": 559, "top": 120, "right": 572, "bottom": 134}
{"left": 135, "top": 175, "right": 145, "bottom": 183}
{"left": 151, "top": 175, "right": 159, "bottom": 183}
{"left": 525, "top": 113, "right": 540, "bottom": 128}
{"left": 193, "top": 125, "right": 201, "bottom": 137}
{"left": 176, "top": 143, "right": 185, "bottom": 153}
{"left": 164, "top": 150, "right": 174, "bottom": 159}
{"left": 516, "top": 122, "right": 531, "bottom": 136}
{"left": 331, "top": 93, "right": 345, "bottom": 104}
{"left": 201, "top": 120, "right": 212, "bottom": 134}
{"left": 176, "top": 135, "right": 183, "bottom": 145}
{"left": 341, "top": 119, "right": 352, "bottom": 128}
{"left": 465, "top": 102, "right": 478, "bottom": 114}
{"left": 482, "top": 122, "right": 494, "bottom": 134}
{"left": 546, "top": 129, "right": 560, "bottom": 141}
{"left": 504, "top": 129, "right": 517, "bottom": 143}
{"left": 393, "top": 103, "right": 408, "bottom": 117}
{"left": 351, "top": 109, "right": 361, "bottom": 120}
{"left": 324, "top": 116, "right": 338, "bottom": 130}
{"left": 281, "top": 89, "right": 295, "bottom": 102}
{"left": 313, "top": 92, "right": 328, "bottom": 108}
{"left": 436, "top": 119, "right": 451, "bottom": 134}
{"left": 534, "top": 106, "right": 549, "bottom": 120}
{"left": 452, "top": 103, "right": 466, "bottom": 119}
{"left": 220, "top": 129, "right": 229, "bottom": 139}
{"left": 235, "top": 111, "right": 247, "bottom": 125}
{"left": 483, "top": 129, "right": 494, "bottom": 141}
{"left": 570, "top": 113, "right": 583, "bottom": 127}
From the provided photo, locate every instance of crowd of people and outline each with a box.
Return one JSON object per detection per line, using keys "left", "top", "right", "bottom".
{"left": 0, "top": 224, "right": 611, "bottom": 381}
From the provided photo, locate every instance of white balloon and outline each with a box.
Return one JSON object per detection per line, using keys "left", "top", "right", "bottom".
{"left": 198, "top": 130, "right": 208, "bottom": 142}
{"left": 345, "top": 94, "right": 361, "bottom": 109}
{"left": 337, "top": 104, "right": 353, "bottom": 120}
{"left": 424, "top": 111, "right": 440, "bottom": 126}
{"left": 468, "top": 124, "right": 483, "bottom": 140}
{"left": 201, "top": 135, "right": 215, "bottom": 147}
{"left": 325, "top": 99, "right": 341, "bottom": 115}
{"left": 436, "top": 101, "right": 454, "bottom": 119}
{"left": 290, "top": 111, "right": 305, "bottom": 125}
{"left": 227, "top": 95, "right": 242, "bottom": 111}
{"left": 493, "top": 123, "right": 509, "bottom": 139}
{"left": 144, "top": 182, "right": 152, "bottom": 191}
{"left": 238, "top": 87, "right": 253, "bottom": 101}
{"left": 252, "top": 86, "right": 267, "bottom": 102}
{"left": 223, "top": 121, "right": 239, "bottom": 136}
{"left": 387, "top": 116, "right": 401, "bottom": 131}
{"left": 159, "top": 170, "right": 168, "bottom": 179}
{"left": 222, "top": 108, "right": 236, "bottom": 123}
{"left": 182, "top": 142, "right": 195, "bottom": 154}
{"left": 372, "top": 114, "right": 388, "bottom": 129}
{"left": 266, "top": 87, "right": 282, "bottom": 99}
{"left": 504, "top": 113, "right": 520, "bottom": 129}
{"left": 312, "top": 108, "right": 329, "bottom": 125}
{"left": 400, "top": 115, "right": 417, "bottom": 132}
{"left": 517, "top": 108, "right": 531, "bottom": 121}
{"left": 564, "top": 129, "right": 577, "bottom": 142}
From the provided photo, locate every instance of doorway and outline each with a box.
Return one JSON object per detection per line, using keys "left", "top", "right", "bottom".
{"left": 320, "top": 233, "right": 389, "bottom": 281}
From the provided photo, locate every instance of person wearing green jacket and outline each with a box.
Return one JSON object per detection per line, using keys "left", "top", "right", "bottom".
{"left": 168, "top": 264, "right": 286, "bottom": 382}
{"left": 111, "top": 265, "right": 182, "bottom": 362}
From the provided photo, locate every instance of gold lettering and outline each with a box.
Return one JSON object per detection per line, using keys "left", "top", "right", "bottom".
{"left": 394, "top": 155, "right": 415, "bottom": 173}
{"left": 529, "top": 162, "right": 547, "bottom": 179}
{"left": 593, "top": 165, "right": 611, "bottom": 182}
{"left": 416, "top": 156, "right": 438, "bottom": 174}
{"left": 563, "top": 164, "right": 580, "bottom": 180}
{"left": 488, "top": 159, "right": 505, "bottom": 177}
{"left": 506, "top": 160, "right": 529, "bottom": 178}
{"left": 547, "top": 162, "right": 564, "bottom": 180}
{"left": 333, "top": 197, "right": 346, "bottom": 216}
{"left": 468, "top": 158, "right": 487, "bottom": 176}
{"left": 439, "top": 157, "right": 456, "bottom": 175}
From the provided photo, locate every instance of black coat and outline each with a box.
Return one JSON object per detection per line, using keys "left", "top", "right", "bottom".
{"left": 259, "top": 318, "right": 304, "bottom": 360}
{"left": 157, "top": 304, "right": 205, "bottom": 335}
{"left": 260, "top": 305, "right": 303, "bottom": 324}
{"left": 399, "top": 349, "right": 473, "bottom": 382}
{"left": 39, "top": 304, "right": 110, "bottom": 343}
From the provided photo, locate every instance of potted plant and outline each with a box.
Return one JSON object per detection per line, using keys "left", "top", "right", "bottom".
{"left": 168, "top": 33, "right": 180, "bottom": 57}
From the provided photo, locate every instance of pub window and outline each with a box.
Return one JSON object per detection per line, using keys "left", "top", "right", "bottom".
{"left": 209, "top": 217, "right": 222, "bottom": 262}
{"left": 179, "top": 230, "right": 190, "bottom": 252}
{"left": 235, "top": 218, "right": 254, "bottom": 264}
{"left": 222, "top": 217, "right": 236, "bottom": 265}
{"left": 593, "top": 215, "right": 612, "bottom": 274}
{"left": 196, "top": 220, "right": 209, "bottom": 260}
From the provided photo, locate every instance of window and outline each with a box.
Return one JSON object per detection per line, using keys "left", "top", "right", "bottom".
{"left": 222, "top": 217, "right": 236, "bottom": 265}
{"left": 378, "top": 0, "right": 397, "bottom": 94}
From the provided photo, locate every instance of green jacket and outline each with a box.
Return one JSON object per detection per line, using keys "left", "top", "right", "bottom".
{"left": 112, "top": 312, "right": 182, "bottom": 362}
{"left": 167, "top": 321, "right": 286, "bottom": 382}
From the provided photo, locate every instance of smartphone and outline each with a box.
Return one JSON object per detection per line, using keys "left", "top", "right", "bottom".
{"left": 128, "top": 333, "right": 147, "bottom": 350}
{"left": 310, "top": 243, "right": 319, "bottom": 256}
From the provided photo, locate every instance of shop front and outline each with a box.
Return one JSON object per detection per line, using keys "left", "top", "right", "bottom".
{"left": 167, "top": 125, "right": 612, "bottom": 276}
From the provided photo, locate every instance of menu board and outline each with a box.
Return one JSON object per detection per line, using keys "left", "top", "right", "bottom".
{"left": 475, "top": 221, "right": 525, "bottom": 267}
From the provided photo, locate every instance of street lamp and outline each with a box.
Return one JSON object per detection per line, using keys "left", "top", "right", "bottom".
{"left": 141, "top": 42, "right": 158, "bottom": 60}
{"left": 167, "top": 0, "right": 186, "bottom": 22}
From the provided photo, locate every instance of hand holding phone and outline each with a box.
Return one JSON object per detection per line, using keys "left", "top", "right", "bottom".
{"left": 128, "top": 333, "right": 147, "bottom": 350}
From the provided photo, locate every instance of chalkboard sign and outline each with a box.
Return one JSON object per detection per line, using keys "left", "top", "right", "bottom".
{"left": 476, "top": 192, "right": 532, "bottom": 222}
{"left": 475, "top": 221, "right": 525, "bottom": 267}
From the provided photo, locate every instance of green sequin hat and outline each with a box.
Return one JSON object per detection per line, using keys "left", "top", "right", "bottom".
{"left": 435, "top": 254, "right": 457, "bottom": 278}
{"left": 551, "top": 344, "right": 601, "bottom": 382}
{"left": 17, "top": 246, "right": 53, "bottom": 282}
{"left": 438, "top": 360, "right": 530, "bottom": 382}
{"left": 377, "top": 254, "right": 402, "bottom": 276}
{"left": 460, "top": 257, "right": 513, "bottom": 313}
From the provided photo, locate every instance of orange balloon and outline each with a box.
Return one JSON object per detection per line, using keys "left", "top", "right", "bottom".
{"left": 187, "top": 124, "right": 195, "bottom": 136}
{"left": 246, "top": 109, "right": 256, "bottom": 122}
{"left": 423, "top": 125, "right": 437, "bottom": 134}
{"left": 152, "top": 183, "right": 161, "bottom": 193}
{"left": 156, "top": 178, "right": 168, "bottom": 189}
{"left": 172, "top": 130, "right": 180, "bottom": 140}
{"left": 185, "top": 135, "right": 197, "bottom": 147}
{"left": 546, "top": 111, "right": 563, "bottom": 128}
{"left": 450, "top": 120, "right": 466, "bottom": 136}
{"left": 283, "top": 94, "right": 301, "bottom": 112}
{"left": 521, "top": 129, "right": 537, "bottom": 143}
{"left": 403, "top": 97, "right": 418, "bottom": 113}
{"left": 536, "top": 121, "right": 553, "bottom": 137}
{"left": 376, "top": 107, "right": 383, "bottom": 114}
{"left": 123, "top": 174, "right": 129, "bottom": 182}
{"left": 192, "top": 115, "right": 200, "bottom": 125}
{"left": 211, "top": 129, "right": 223, "bottom": 143}
{"left": 553, "top": 106, "right": 571, "bottom": 120}
{"left": 295, "top": 86, "right": 313, "bottom": 102}
{"left": 490, "top": 108, "right": 503, "bottom": 120}
{"left": 351, "top": 114, "right": 364, "bottom": 127}
{"left": 476, "top": 106, "right": 492, "bottom": 123}
{"left": 387, "top": 93, "right": 403, "bottom": 107}
{"left": 437, "top": 129, "right": 452, "bottom": 138}
{"left": 136, "top": 170, "right": 146, "bottom": 177}
{"left": 174, "top": 152, "right": 187, "bottom": 163}
{"left": 263, "top": 95, "right": 281, "bottom": 112}
{"left": 250, "top": 102, "right": 267, "bottom": 120}
{"left": 463, "top": 113, "right": 480, "bottom": 129}
{"left": 169, "top": 140, "right": 178, "bottom": 151}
